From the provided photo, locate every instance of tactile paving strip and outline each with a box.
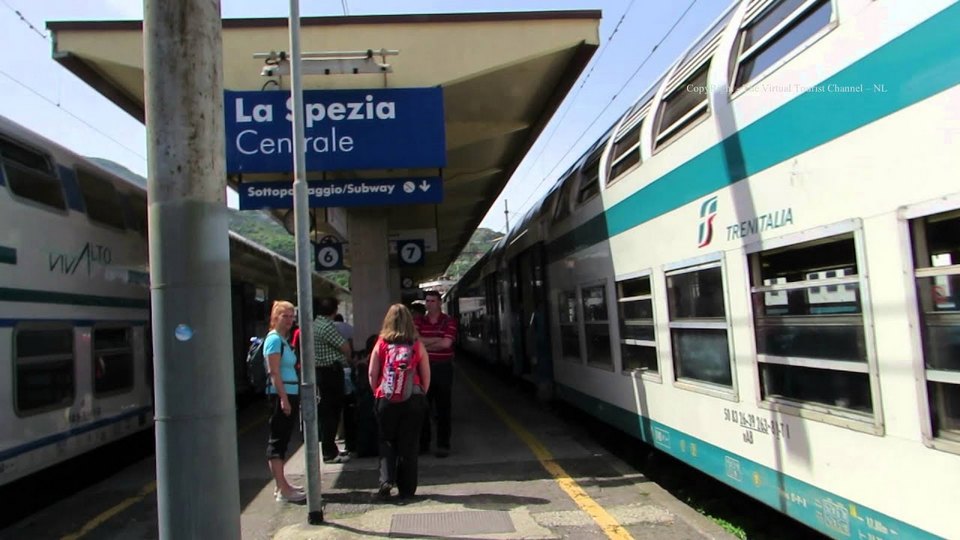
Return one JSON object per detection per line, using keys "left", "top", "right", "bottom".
{"left": 389, "top": 510, "right": 515, "bottom": 536}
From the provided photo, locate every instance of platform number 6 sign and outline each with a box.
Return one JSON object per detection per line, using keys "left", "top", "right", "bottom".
{"left": 314, "top": 239, "right": 344, "bottom": 270}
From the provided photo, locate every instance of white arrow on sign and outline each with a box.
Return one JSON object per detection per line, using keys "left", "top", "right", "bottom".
{"left": 419, "top": 180, "right": 431, "bottom": 192}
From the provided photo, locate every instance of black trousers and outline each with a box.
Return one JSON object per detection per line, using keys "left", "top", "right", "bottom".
{"left": 316, "top": 364, "right": 344, "bottom": 460}
{"left": 420, "top": 361, "right": 453, "bottom": 450}
{"left": 376, "top": 394, "right": 426, "bottom": 496}
{"left": 266, "top": 394, "right": 300, "bottom": 460}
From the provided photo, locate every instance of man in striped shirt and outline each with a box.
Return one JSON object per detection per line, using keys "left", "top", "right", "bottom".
{"left": 416, "top": 290, "right": 458, "bottom": 458}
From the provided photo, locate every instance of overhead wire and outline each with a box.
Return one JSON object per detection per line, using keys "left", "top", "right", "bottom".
{"left": 1, "top": 0, "right": 47, "bottom": 40}
{"left": 507, "top": 0, "right": 702, "bottom": 223}
{"left": 0, "top": 69, "right": 147, "bottom": 161}
{"left": 506, "top": 0, "right": 636, "bottom": 228}
{"left": 0, "top": 1, "right": 146, "bottom": 163}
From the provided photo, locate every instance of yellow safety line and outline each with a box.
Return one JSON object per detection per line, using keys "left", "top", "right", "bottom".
{"left": 61, "top": 410, "right": 268, "bottom": 540}
{"left": 461, "top": 373, "right": 634, "bottom": 540}
{"left": 61, "top": 481, "right": 157, "bottom": 540}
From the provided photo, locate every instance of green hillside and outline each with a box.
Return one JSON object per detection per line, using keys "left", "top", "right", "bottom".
{"left": 444, "top": 227, "right": 503, "bottom": 280}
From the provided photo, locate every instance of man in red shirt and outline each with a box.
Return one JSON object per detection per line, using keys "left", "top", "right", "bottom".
{"left": 415, "top": 290, "right": 458, "bottom": 457}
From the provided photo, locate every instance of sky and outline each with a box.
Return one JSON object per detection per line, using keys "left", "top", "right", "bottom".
{"left": 0, "top": 0, "right": 732, "bottom": 234}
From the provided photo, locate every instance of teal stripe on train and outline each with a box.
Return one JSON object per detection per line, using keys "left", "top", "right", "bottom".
{"left": 0, "top": 287, "right": 149, "bottom": 309}
{"left": 555, "top": 384, "right": 942, "bottom": 540}
{"left": 548, "top": 3, "right": 960, "bottom": 262}
{"left": 0, "top": 246, "right": 15, "bottom": 265}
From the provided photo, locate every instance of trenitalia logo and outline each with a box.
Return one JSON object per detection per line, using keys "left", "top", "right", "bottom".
{"left": 697, "top": 196, "right": 718, "bottom": 248}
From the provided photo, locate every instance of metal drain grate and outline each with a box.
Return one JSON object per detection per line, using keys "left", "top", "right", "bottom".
{"left": 390, "top": 510, "right": 515, "bottom": 536}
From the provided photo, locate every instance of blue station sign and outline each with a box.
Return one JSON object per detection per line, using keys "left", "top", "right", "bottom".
{"left": 238, "top": 177, "right": 444, "bottom": 209}
{"left": 224, "top": 87, "right": 445, "bottom": 174}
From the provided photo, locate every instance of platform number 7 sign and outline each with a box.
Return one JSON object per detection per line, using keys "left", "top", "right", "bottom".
{"left": 397, "top": 239, "right": 424, "bottom": 267}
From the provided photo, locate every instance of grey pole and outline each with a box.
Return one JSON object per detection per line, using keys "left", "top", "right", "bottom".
{"left": 143, "top": 1, "right": 240, "bottom": 538}
{"left": 504, "top": 199, "right": 510, "bottom": 232}
{"left": 287, "top": 0, "right": 324, "bottom": 523}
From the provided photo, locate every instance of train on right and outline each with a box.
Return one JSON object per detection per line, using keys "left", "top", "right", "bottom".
{"left": 447, "top": 0, "right": 960, "bottom": 538}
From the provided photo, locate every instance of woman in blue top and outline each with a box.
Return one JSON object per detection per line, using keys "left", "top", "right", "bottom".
{"left": 265, "top": 300, "right": 305, "bottom": 503}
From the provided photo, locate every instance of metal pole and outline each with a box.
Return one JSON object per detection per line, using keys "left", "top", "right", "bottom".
{"left": 143, "top": 1, "right": 240, "bottom": 538}
{"left": 504, "top": 199, "right": 510, "bottom": 232}
{"left": 287, "top": 0, "right": 324, "bottom": 524}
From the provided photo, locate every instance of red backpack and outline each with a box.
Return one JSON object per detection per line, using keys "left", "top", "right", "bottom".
{"left": 379, "top": 341, "right": 419, "bottom": 403}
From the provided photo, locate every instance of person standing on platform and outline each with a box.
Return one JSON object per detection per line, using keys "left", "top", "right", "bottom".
{"left": 333, "top": 313, "right": 355, "bottom": 352}
{"left": 333, "top": 313, "right": 357, "bottom": 457}
{"left": 264, "top": 301, "right": 306, "bottom": 503}
{"left": 416, "top": 290, "right": 458, "bottom": 458}
{"left": 369, "top": 304, "right": 430, "bottom": 499}
{"left": 409, "top": 302, "right": 426, "bottom": 322}
{"left": 313, "top": 297, "right": 352, "bottom": 463}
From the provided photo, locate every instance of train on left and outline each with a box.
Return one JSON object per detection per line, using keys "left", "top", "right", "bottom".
{"left": 0, "top": 114, "right": 343, "bottom": 486}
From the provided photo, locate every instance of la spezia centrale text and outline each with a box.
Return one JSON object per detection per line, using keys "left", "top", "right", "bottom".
{"left": 231, "top": 95, "right": 396, "bottom": 156}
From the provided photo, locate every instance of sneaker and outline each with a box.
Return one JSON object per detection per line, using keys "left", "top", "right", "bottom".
{"left": 273, "top": 485, "right": 304, "bottom": 497}
{"left": 376, "top": 482, "right": 393, "bottom": 500}
{"left": 276, "top": 489, "right": 306, "bottom": 503}
{"left": 323, "top": 453, "right": 350, "bottom": 464}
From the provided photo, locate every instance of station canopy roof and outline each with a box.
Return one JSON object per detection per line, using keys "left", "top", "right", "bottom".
{"left": 48, "top": 11, "right": 600, "bottom": 282}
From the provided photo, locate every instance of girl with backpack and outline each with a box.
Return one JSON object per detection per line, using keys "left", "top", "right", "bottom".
{"left": 264, "top": 300, "right": 306, "bottom": 503}
{"left": 368, "top": 304, "right": 431, "bottom": 500}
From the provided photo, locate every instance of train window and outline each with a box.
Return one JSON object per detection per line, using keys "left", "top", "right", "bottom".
{"left": 126, "top": 192, "right": 148, "bottom": 236}
{"left": 576, "top": 146, "right": 605, "bottom": 205}
{"left": 77, "top": 168, "right": 126, "bottom": 230}
{"left": 608, "top": 120, "right": 643, "bottom": 186}
{"left": 15, "top": 327, "right": 75, "bottom": 414}
{"left": 558, "top": 290, "right": 581, "bottom": 362}
{"left": 910, "top": 210, "right": 960, "bottom": 444}
{"left": 581, "top": 284, "right": 612, "bottom": 369}
{"left": 654, "top": 61, "right": 711, "bottom": 150}
{"left": 93, "top": 326, "right": 135, "bottom": 395}
{"left": 541, "top": 188, "right": 561, "bottom": 222}
{"left": 0, "top": 138, "right": 66, "bottom": 211}
{"left": 749, "top": 233, "right": 873, "bottom": 415}
{"left": 731, "top": 0, "right": 833, "bottom": 92}
{"left": 666, "top": 263, "right": 732, "bottom": 387}
{"left": 553, "top": 173, "right": 575, "bottom": 223}
{"left": 458, "top": 283, "right": 486, "bottom": 342}
{"left": 617, "top": 275, "right": 658, "bottom": 374}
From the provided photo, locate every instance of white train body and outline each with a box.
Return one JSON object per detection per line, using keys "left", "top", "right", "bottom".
{"left": 451, "top": 1, "right": 960, "bottom": 538}
{"left": 0, "top": 116, "right": 153, "bottom": 485}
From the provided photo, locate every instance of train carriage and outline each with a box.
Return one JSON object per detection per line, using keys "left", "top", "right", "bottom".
{"left": 451, "top": 1, "right": 960, "bottom": 538}
{"left": 0, "top": 114, "right": 346, "bottom": 486}
{"left": 0, "top": 115, "right": 154, "bottom": 485}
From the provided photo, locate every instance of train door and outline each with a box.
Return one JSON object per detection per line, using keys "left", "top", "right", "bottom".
{"left": 528, "top": 243, "right": 552, "bottom": 391}
{"left": 508, "top": 255, "right": 527, "bottom": 376}
{"left": 483, "top": 273, "right": 501, "bottom": 364}
{"left": 232, "top": 282, "right": 267, "bottom": 395}
{"left": 509, "top": 244, "right": 551, "bottom": 382}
